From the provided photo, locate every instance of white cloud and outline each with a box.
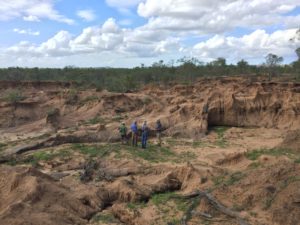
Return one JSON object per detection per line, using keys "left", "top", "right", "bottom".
{"left": 137, "top": 0, "right": 300, "bottom": 34}
{"left": 2, "top": 1, "right": 300, "bottom": 67}
{"left": 13, "top": 28, "right": 40, "bottom": 36}
{"left": 193, "top": 29, "right": 300, "bottom": 62}
{"left": 0, "top": 0, "right": 74, "bottom": 24}
{"left": 106, "top": 0, "right": 144, "bottom": 9}
{"left": 5, "top": 18, "right": 179, "bottom": 59}
{"left": 23, "top": 15, "right": 40, "bottom": 22}
{"left": 77, "top": 10, "right": 96, "bottom": 22}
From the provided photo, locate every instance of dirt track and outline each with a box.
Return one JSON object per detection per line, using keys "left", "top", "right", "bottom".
{"left": 0, "top": 77, "right": 299, "bottom": 225}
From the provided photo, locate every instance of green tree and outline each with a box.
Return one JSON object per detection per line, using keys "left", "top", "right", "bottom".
{"left": 177, "top": 57, "right": 203, "bottom": 83}
{"left": 265, "top": 53, "right": 283, "bottom": 81}
{"left": 211, "top": 57, "right": 226, "bottom": 67}
{"left": 296, "top": 47, "right": 300, "bottom": 61}
{"left": 237, "top": 59, "right": 249, "bottom": 74}
{"left": 152, "top": 60, "right": 165, "bottom": 68}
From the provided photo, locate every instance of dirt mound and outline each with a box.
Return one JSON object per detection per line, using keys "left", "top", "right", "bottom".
{"left": 280, "top": 129, "right": 300, "bottom": 152}
{"left": 0, "top": 165, "right": 99, "bottom": 225}
{"left": 213, "top": 161, "right": 300, "bottom": 225}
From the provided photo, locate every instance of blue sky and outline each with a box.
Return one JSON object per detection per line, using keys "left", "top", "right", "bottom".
{"left": 0, "top": 0, "right": 299, "bottom": 68}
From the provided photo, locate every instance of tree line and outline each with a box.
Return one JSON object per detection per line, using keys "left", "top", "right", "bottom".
{"left": 0, "top": 53, "right": 299, "bottom": 92}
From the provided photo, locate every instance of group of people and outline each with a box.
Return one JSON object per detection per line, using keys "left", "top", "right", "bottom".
{"left": 118, "top": 120, "right": 163, "bottom": 149}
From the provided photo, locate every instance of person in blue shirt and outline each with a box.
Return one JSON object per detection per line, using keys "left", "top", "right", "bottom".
{"left": 130, "top": 121, "right": 138, "bottom": 147}
{"left": 141, "top": 121, "right": 149, "bottom": 149}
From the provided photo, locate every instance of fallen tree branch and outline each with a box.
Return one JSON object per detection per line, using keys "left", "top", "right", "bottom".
{"left": 178, "top": 190, "right": 250, "bottom": 225}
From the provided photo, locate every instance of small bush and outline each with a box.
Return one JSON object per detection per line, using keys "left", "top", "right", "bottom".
{"left": 65, "top": 89, "right": 79, "bottom": 104}
{"left": 80, "top": 96, "right": 99, "bottom": 105}
{"left": 87, "top": 116, "right": 105, "bottom": 124}
{"left": 142, "top": 96, "right": 152, "bottom": 105}
{"left": 47, "top": 108, "right": 59, "bottom": 117}
{"left": 4, "top": 90, "right": 25, "bottom": 104}
{"left": 0, "top": 143, "right": 7, "bottom": 151}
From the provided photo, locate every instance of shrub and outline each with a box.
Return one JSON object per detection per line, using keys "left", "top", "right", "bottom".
{"left": 4, "top": 89, "right": 25, "bottom": 104}
{"left": 65, "top": 89, "right": 79, "bottom": 105}
{"left": 47, "top": 108, "right": 59, "bottom": 117}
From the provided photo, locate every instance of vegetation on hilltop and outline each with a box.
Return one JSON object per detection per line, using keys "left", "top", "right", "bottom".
{"left": 0, "top": 52, "right": 299, "bottom": 92}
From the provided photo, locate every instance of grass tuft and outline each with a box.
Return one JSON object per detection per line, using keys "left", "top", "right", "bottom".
{"left": 213, "top": 171, "right": 245, "bottom": 187}
{"left": 151, "top": 192, "right": 189, "bottom": 212}
{"left": 92, "top": 213, "right": 118, "bottom": 223}
{"left": 211, "top": 126, "right": 229, "bottom": 148}
{"left": 246, "top": 148, "right": 297, "bottom": 161}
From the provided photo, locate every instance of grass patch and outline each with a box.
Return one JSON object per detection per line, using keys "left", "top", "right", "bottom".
{"left": 86, "top": 116, "right": 106, "bottom": 125}
{"left": 22, "top": 149, "right": 72, "bottom": 166}
{"left": 213, "top": 126, "right": 229, "bottom": 136}
{"left": 247, "top": 162, "right": 261, "bottom": 169}
{"left": 295, "top": 158, "right": 300, "bottom": 164}
{"left": 151, "top": 192, "right": 189, "bottom": 212}
{"left": 246, "top": 148, "right": 298, "bottom": 161}
{"left": 213, "top": 171, "right": 245, "bottom": 187}
{"left": 191, "top": 141, "right": 209, "bottom": 148}
{"left": 123, "top": 144, "right": 176, "bottom": 163}
{"left": 80, "top": 95, "right": 99, "bottom": 105}
{"left": 73, "top": 144, "right": 112, "bottom": 158}
{"left": 127, "top": 202, "right": 147, "bottom": 211}
{"left": 226, "top": 172, "right": 245, "bottom": 185}
{"left": 211, "top": 126, "right": 229, "bottom": 148}
{"left": 92, "top": 213, "right": 118, "bottom": 223}
{"left": 73, "top": 142, "right": 193, "bottom": 163}
{"left": 0, "top": 143, "right": 7, "bottom": 151}
{"left": 177, "top": 151, "right": 197, "bottom": 162}
{"left": 212, "top": 174, "right": 227, "bottom": 187}
{"left": 151, "top": 192, "right": 176, "bottom": 206}
{"left": 215, "top": 138, "right": 228, "bottom": 148}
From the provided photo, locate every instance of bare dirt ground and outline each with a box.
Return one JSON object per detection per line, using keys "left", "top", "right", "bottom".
{"left": 0, "top": 77, "right": 299, "bottom": 225}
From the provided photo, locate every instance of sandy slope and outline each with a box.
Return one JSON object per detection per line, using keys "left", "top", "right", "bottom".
{"left": 0, "top": 77, "right": 299, "bottom": 225}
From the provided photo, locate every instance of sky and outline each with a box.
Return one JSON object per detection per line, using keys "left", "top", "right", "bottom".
{"left": 0, "top": 0, "right": 299, "bottom": 68}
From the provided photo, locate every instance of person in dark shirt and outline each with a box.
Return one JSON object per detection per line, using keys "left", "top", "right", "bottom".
{"left": 130, "top": 121, "right": 138, "bottom": 147}
{"left": 156, "top": 119, "right": 163, "bottom": 146}
{"left": 119, "top": 122, "right": 127, "bottom": 144}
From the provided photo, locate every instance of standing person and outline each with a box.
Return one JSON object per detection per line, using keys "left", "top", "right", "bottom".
{"left": 131, "top": 121, "right": 138, "bottom": 147}
{"left": 141, "top": 121, "right": 149, "bottom": 149}
{"left": 156, "top": 119, "right": 163, "bottom": 146}
{"left": 119, "top": 122, "right": 127, "bottom": 144}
